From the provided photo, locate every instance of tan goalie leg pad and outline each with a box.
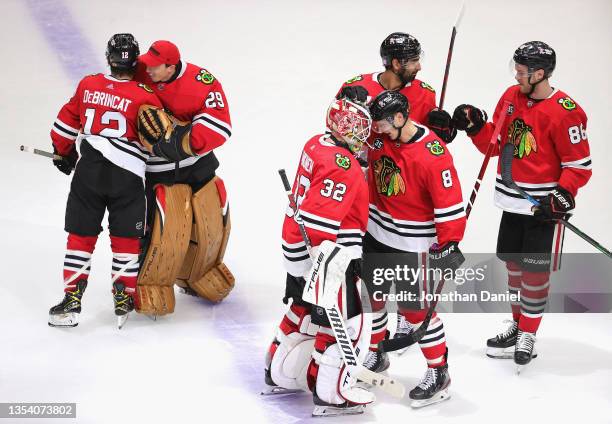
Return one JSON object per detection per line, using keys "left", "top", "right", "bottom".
{"left": 177, "top": 176, "right": 235, "bottom": 302}
{"left": 137, "top": 184, "right": 193, "bottom": 315}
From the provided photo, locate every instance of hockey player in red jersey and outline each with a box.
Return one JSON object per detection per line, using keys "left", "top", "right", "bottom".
{"left": 48, "top": 34, "right": 163, "bottom": 328}
{"left": 134, "top": 40, "right": 234, "bottom": 307}
{"left": 337, "top": 32, "right": 456, "bottom": 143}
{"left": 365, "top": 90, "right": 466, "bottom": 407}
{"left": 452, "top": 41, "right": 592, "bottom": 370}
{"left": 264, "top": 98, "right": 374, "bottom": 417}
{"left": 336, "top": 33, "right": 457, "bottom": 363}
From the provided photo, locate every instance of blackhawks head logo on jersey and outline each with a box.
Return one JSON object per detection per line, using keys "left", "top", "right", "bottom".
{"left": 373, "top": 156, "right": 405, "bottom": 197}
{"left": 508, "top": 118, "right": 537, "bottom": 159}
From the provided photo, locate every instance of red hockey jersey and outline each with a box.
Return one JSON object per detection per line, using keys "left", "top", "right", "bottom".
{"left": 282, "top": 134, "right": 369, "bottom": 277}
{"left": 50, "top": 73, "right": 162, "bottom": 178}
{"left": 337, "top": 73, "right": 437, "bottom": 126}
{"left": 471, "top": 85, "right": 592, "bottom": 215}
{"left": 367, "top": 125, "right": 466, "bottom": 252}
{"left": 135, "top": 61, "right": 232, "bottom": 173}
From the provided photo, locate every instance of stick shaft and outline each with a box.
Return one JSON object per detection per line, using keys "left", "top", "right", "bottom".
{"left": 20, "top": 145, "right": 60, "bottom": 160}
{"left": 438, "top": 2, "right": 465, "bottom": 110}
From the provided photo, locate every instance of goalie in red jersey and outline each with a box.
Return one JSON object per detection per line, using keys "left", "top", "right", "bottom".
{"left": 264, "top": 98, "right": 376, "bottom": 417}
{"left": 452, "top": 41, "right": 592, "bottom": 370}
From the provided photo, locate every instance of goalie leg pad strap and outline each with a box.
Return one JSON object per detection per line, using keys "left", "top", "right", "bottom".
{"left": 136, "top": 184, "right": 193, "bottom": 315}
{"left": 177, "top": 176, "right": 235, "bottom": 302}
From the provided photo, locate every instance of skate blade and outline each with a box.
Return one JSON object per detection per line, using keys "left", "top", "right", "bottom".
{"left": 146, "top": 314, "right": 157, "bottom": 322}
{"left": 312, "top": 404, "right": 365, "bottom": 417}
{"left": 410, "top": 389, "right": 450, "bottom": 409}
{"left": 516, "top": 365, "right": 523, "bottom": 375}
{"left": 48, "top": 313, "right": 79, "bottom": 328}
{"left": 260, "top": 386, "right": 302, "bottom": 396}
{"left": 485, "top": 346, "right": 515, "bottom": 359}
{"left": 117, "top": 313, "right": 129, "bottom": 329}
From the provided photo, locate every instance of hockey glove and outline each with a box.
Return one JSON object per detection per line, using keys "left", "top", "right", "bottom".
{"left": 427, "top": 109, "right": 457, "bottom": 143}
{"left": 452, "top": 104, "right": 488, "bottom": 136}
{"left": 52, "top": 147, "right": 78, "bottom": 175}
{"left": 336, "top": 85, "right": 369, "bottom": 106}
{"left": 428, "top": 241, "right": 465, "bottom": 274}
{"left": 534, "top": 186, "right": 575, "bottom": 221}
{"left": 151, "top": 124, "right": 194, "bottom": 162}
{"left": 137, "top": 104, "right": 174, "bottom": 152}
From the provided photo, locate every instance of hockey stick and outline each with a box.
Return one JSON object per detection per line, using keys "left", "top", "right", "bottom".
{"left": 499, "top": 143, "right": 612, "bottom": 258}
{"left": 279, "top": 169, "right": 405, "bottom": 399}
{"left": 465, "top": 101, "right": 512, "bottom": 218}
{"left": 20, "top": 145, "right": 62, "bottom": 160}
{"left": 379, "top": 101, "right": 513, "bottom": 353}
{"left": 438, "top": 1, "right": 466, "bottom": 110}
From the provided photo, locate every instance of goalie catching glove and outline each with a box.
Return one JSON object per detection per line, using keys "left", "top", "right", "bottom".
{"left": 137, "top": 104, "right": 195, "bottom": 161}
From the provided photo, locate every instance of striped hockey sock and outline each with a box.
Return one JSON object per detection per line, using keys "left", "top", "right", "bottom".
{"left": 506, "top": 261, "right": 522, "bottom": 322}
{"left": 519, "top": 271, "right": 550, "bottom": 333}
{"left": 404, "top": 311, "right": 447, "bottom": 367}
{"left": 63, "top": 233, "right": 97, "bottom": 292}
{"left": 110, "top": 236, "right": 140, "bottom": 296}
{"left": 369, "top": 311, "right": 388, "bottom": 351}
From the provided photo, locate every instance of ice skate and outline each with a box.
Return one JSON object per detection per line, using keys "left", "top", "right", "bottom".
{"left": 363, "top": 349, "right": 390, "bottom": 373}
{"left": 392, "top": 314, "right": 415, "bottom": 356}
{"left": 311, "top": 393, "right": 365, "bottom": 417}
{"left": 113, "top": 282, "right": 134, "bottom": 329}
{"left": 409, "top": 363, "right": 451, "bottom": 408}
{"left": 260, "top": 369, "right": 302, "bottom": 396}
{"left": 515, "top": 330, "right": 537, "bottom": 374}
{"left": 48, "top": 280, "right": 87, "bottom": 327}
{"left": 486, "top": 320, "right": 518, "bottom": 359}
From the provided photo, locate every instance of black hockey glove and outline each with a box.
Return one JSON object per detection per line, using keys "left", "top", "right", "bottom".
{"left": 452, "top": 104, "right": 488, "bottom": 136}
{"left": 429, "top": 241, "right": 465, "bottom": 273}
{"left": 534, "top": 186, "right": 575, "bottom": 221}
{"left": 52, "top": 147, "right": 78, "bottom": 175}
{"left": 336, "top": 85, "right": 369, "bottom": 106}
{"left": 151, "top": 124, "right": 194, "bottom": 162}
{"left": 427, "top": 109, "right": 457, "bottom": 143}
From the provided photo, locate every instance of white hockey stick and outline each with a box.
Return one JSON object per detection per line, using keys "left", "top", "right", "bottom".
{"left": 20, "top": 145, "right": 62, "bottom": 160}
{"left": 279, "top": 169, "right": 405, "bottom": 399}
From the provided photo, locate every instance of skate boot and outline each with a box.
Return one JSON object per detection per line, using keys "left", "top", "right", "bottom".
{"left": 515, "top": 330, "right": 537, "bottom": 374}
{"left": 409, "top": 362, "right": 451, "bottom": 408}
{"left": 363, "top": 349, "right": 390, "bottom": 373}
{"left": 486, "top": 320, "right": 518, "bottom": 359}
{"left": 392, "top": 314, "right": 415, "bottom": 356}
{"left": 312, "top": 393, "right": 365, "bottom": 417}
{"left": 48, "top": 280, "right": 87, "bottom": 327}
{"left": 113, "top": 282, "right": 134, "bottom": 329}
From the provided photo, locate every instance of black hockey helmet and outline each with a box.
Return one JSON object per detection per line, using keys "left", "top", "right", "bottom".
{"left": 106, "top": 33, "right": 140, "bottom": 72}
{"left": 513, "top": 41, "right": 556, "bottom": 78}
{"left": 369, "top": 90, "right": 410, "bottom": 122}
{"left": 380, "top": 32, "right": 422, "bottom": 68}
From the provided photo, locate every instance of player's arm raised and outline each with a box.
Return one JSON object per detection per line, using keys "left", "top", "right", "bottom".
{"left": 452, "top": 91, "right": 510, "bottom": 154}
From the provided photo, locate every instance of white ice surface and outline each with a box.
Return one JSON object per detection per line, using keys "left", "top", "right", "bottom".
{"left": 0, "top": 0, "right": 610, "bottom": 423}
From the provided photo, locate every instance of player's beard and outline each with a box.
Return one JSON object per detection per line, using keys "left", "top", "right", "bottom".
{"left": 398, "top": 71, "right": 416, "bottom": 88}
